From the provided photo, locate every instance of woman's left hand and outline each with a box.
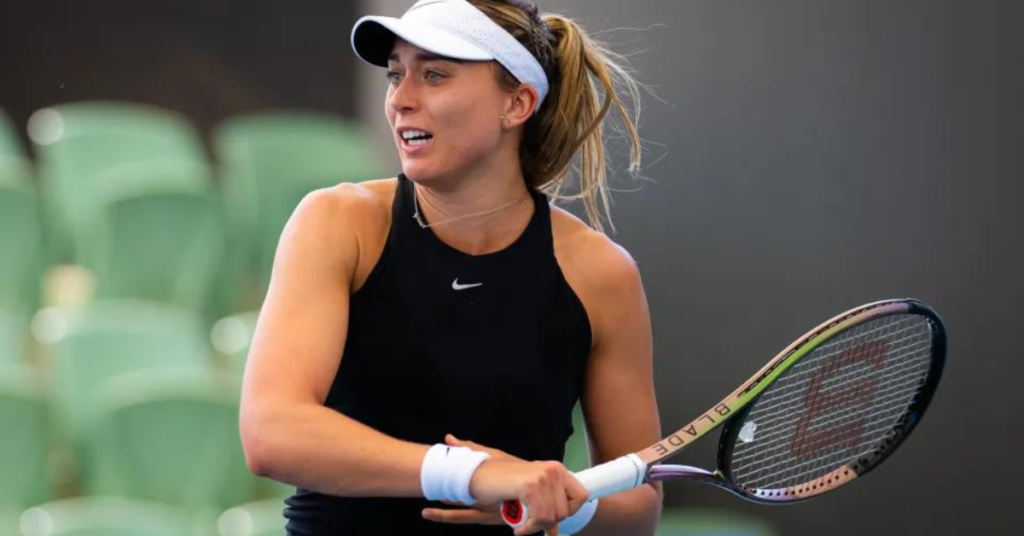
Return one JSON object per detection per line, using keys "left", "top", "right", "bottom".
{"left": 421, "top": 434, "right": 518, "bottom": 526}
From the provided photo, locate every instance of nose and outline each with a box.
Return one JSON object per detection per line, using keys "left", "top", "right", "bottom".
{"left": 388, "top": 76, "right": 418, "bottom": 115}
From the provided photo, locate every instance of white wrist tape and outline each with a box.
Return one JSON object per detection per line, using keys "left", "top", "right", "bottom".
{"left": 558, "top": 498, "right": 599, "bottom": 534}
{"left": 420, "top": 444, "right": 491, "bottom": 505}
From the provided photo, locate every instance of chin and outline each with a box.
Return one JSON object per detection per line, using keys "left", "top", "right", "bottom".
{"left": 401, "top": 162, "right": 449, "bottom": 186}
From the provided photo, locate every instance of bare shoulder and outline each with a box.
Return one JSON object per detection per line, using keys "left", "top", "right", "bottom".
{"left": 302, "top": 178, "right": 395, "bottom": 223}
{"left": 282, "top": 178, "right": 397, "bottom": 289}
{"left": 550, "top": 205, "right": 642, "bottom": 291}
{"left": 550, "top": 206, "right": 645, "bottom": 343}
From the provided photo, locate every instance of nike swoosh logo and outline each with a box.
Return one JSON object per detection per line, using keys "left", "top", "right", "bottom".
{"left": 452, "top": 279, "right": 483, "bottom": 291}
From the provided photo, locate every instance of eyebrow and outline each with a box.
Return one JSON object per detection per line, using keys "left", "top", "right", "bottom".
{"left": 387, "top": 51, "right": 466, "bottom": 64}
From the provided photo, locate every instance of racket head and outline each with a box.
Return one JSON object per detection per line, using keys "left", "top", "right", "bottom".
{"left": 715, "top": 299, "right": 946, "bottom": 503}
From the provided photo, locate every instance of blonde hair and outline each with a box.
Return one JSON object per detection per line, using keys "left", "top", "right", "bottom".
{"left": 467, "top": 0, "right": 643, "bottom": 233}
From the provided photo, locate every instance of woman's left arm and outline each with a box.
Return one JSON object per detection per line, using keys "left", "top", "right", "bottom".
{"left": 422, "top": 228, "right": 664, "bottom": 534}
{"left": 572, "top": 239, "right": 663, "bottom": 536}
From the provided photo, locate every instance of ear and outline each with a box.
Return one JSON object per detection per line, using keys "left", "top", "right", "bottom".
{"left": 502, "top": 84, "right": 540, "bottom": 129}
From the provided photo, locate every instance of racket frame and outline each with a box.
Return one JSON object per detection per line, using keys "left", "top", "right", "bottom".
{"left": 501, "top": 298, "right": 947, "bottom": 527}
{"left": 643, "top": 298, "right": 946, "bottom": 503}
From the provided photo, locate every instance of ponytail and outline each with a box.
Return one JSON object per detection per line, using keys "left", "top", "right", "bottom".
{"left": 469, "top": 0, "right": 644, "bottom": 233}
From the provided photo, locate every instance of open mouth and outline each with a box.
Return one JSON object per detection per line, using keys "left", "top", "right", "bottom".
{"left": 400, "top": 129, "right": 434, "bottom": 147}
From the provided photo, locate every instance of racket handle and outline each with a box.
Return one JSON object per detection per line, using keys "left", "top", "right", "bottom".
{"left": 500, "top": 454, "right": 647, "bottom": 530}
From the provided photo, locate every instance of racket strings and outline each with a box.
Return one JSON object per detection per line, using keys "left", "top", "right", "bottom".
{"left": 729, "top": 383, "right": 926, "bottom": 485}
{"left": 733, "top": 349, "right": 932, "bottom": 443}
{"left": 729, "top": 367, "right": 930, "bottom": 469}
{"left": 728, "top": 314, "right": 934, "bottom": 491}
{"left": 744, "top": 327, "right": 930, "bottom": 415}
{"left": 735, "top": 317, "right": 931, "bottom": 486}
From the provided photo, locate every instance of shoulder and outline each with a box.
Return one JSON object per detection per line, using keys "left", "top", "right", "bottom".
{"left": 550, "top": 205, "right": 642, "bottom": 291}
{"left": 549, "top": 206, "right": 645, "bottom": 343}
{"left": 292, "top": 178, "right": 395, "bottom": 225}
{"left": 279, "top": 178, "right": 397, "bottom": 286}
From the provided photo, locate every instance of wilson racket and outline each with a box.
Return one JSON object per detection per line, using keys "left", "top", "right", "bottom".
{"left": 502, "top": 298, "right": 946, "bottom": 529}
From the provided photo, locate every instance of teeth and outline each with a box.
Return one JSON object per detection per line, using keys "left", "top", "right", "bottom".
{"left": 408, "top": 138, "right": 430, "bottom": 146}
{"left": 401, "top": 129, "right": 430, "bottom": 140}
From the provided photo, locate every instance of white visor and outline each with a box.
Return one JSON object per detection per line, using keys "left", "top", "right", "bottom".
{"left": 351, "top": 0, "right": 550, "bottom": 108}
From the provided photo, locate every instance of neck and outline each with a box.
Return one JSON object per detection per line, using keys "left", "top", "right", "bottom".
{"left": 410, "top": 157, "right": 534, "bottom": 256}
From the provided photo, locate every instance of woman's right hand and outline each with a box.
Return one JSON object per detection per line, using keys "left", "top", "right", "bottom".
{"left": 463, "top": 439, "right": 590, "bottom": 536}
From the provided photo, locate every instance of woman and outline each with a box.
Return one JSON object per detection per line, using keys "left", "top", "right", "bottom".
{"left": 240, "top": 1, "right": 662, "bottom": 534}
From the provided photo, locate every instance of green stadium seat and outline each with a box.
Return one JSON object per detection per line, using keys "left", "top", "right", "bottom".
{"left": 217, "top": 498, "right": 286, "bottom": 536}
{"left": 27, "top": 101, "right": 211, "bottom": 265}
{"left": 212, "top": 111, "right": 384, "bottom": 302}
{"left": 90, "top": 368, "right": 254, "bottom": 513}
{"left": 0, "top": 365, "right": 51, "bottom": 513}
{"left": 656, "top": 509, "right": 778, "bottom": 536}
{"left": 33, "top": 300, "right": 211, "bottom": 491}
{"left": 18, "top": 497, "right": 193, "bottom": 536}
{"left": 0, "top": 174, "right": 44, "bottom": 317}
{"left": 0, "top": 309, "right": 31, "bottom": 366}
{"left": 87, "top": 181, "right": 225, "bottom": 314}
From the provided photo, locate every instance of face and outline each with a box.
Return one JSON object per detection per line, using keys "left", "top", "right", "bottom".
{"left": 385, "top": 40, "right": 512, "bottom": 185}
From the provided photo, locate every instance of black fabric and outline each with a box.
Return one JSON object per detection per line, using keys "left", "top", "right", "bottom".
{"left": 284, "top": 174, "right": 592, "bottom": 535}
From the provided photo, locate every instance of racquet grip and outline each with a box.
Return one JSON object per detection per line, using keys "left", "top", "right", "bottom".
{"left": 500, "top": 454, "right": 647, "bottom": 529}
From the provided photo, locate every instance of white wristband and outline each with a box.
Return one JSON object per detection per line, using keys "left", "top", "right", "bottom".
{"left": 420, "top": 444, "right": 491, "bottom": 505}
{"left": 558, "top": 498, "right": 598, "bottom": 534}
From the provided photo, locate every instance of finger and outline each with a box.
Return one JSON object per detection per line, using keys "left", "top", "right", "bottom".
{"left": 552, "top": 470, "right": 570, "bottom": 523}
{"left": 445, "top": 434, "right": 511, "bottom": 460}
{"left": 446, "top": 434, "right": 484, "bottom": 452}
{"left": 519, "top": 485, "right": 555, "bottom": 536}
{"left": 422, "top": 508, "right": 501, "bottom": 525}
{"left": 565, "top": 474, "right": 590, "bottom": 514}
{"left": 513, "top": 494, "right": 541, "bottom": 535}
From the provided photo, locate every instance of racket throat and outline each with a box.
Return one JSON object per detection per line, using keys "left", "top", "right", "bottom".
{"left": 647, "top": 464, "right": 719, "bottom": 484}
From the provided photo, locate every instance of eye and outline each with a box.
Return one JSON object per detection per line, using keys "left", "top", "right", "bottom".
{"left": 386, "top": 71, "right": 403, "bottom": 84}
{"left": 425, "top": 70, "right": 444, "bottom": 82}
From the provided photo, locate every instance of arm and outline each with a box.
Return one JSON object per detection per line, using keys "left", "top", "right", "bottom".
{"left": 239, "top": 184, "right": 429, "bottom": 497}
{"left": 571, "top": 240, "right": 663, "bottom": 536}
{"left": 241, "top": 184, "right": 592, "bottom": 514}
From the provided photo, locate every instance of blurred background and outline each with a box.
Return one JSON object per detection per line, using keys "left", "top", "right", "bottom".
{"left": 0, "top": 0, "right": 1020, "bottom": 535}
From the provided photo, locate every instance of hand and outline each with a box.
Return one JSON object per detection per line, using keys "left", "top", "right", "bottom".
{"left": 427, "top": 434, "right": 589, "bottom": 536}
{"left": 421, "top": 435, "right": 512, "bottom": 526}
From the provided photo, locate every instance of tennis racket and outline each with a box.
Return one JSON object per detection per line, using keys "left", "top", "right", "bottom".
{"left": 502, "top": 298, "right": 946, "bottom": 529}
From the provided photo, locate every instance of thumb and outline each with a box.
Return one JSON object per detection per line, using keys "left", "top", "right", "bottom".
{"left": 446, "top": 434, "right": 470, "bottom": 447}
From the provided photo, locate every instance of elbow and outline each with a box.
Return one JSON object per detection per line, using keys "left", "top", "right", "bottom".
{"left": 240, "top": 407, "right": 278, "bottom": 478}
{"left": 243, "top": 440, "right": 272, "bottom": 478}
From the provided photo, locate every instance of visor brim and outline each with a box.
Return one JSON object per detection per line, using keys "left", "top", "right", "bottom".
{"left": 352, "top": 16, "right": 495, "bottom": 67}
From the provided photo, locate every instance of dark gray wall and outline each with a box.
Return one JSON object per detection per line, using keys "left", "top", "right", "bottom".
{"left": 534, "top": 0, "right": 1020, "bottom": 534}
{"left": 0, "top": 0, "right": 362, "bottom": 141}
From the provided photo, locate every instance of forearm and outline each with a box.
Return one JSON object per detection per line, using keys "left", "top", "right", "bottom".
{"left": 578, "top": 482, "right": 662, "bottom": 536}
{"left": 242, "top": 401, "right": 429, "bottom": 497}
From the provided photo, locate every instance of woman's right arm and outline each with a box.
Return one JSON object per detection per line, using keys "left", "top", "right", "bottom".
{"left": 239, "top": 184, "right": 589, "bottom": 534}
{"left": 239, "top": 184, "right": 429, "bottom": 497}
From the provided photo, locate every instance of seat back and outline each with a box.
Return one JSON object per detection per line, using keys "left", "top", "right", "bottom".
{"left": 91, "top": 185, "right": 224, "bottom": 312}
{"left": 93, "top": 369, "right": 254, "bottom": 511}
{"left": 0, "top": 367, "right": 50, "bottom": 512}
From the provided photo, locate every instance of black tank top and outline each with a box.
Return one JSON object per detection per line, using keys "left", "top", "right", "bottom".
{"left": 283, "top": 174, "right": 592, "bottom": 535}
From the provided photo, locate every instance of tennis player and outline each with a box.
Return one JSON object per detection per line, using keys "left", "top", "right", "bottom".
{"left": 240, "top": 1, "right": 661, "bottom": 534}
